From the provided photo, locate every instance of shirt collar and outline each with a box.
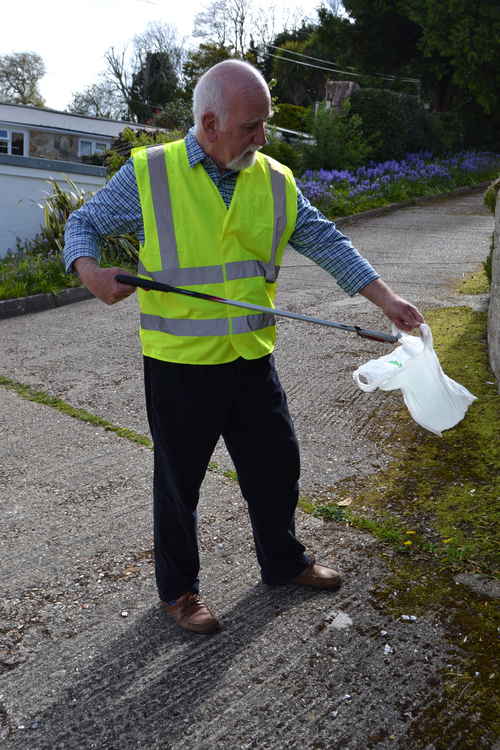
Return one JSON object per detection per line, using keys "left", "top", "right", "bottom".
{"left": 185, "top": 127, "right": 208, "bottom": 168}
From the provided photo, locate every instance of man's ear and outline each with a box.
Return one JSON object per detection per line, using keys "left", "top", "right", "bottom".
{"left": 201, "top": 111, "right": 218, "bottom": 143}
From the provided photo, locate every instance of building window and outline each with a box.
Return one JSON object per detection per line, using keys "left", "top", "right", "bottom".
{"left": 0, "top": 128, "right": 26, "bottom": 156}
{"left": 78, "top": 139, "right": 109, "bottom": 157}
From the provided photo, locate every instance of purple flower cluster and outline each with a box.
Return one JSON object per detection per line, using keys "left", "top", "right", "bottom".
{"left": 297, "top": 151, "right": 500, "bottom": 203}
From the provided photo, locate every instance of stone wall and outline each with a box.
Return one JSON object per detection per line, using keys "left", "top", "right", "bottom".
{"left": 488, "top": 190, "right": 500, "bottom": 390}
{"left": 29, "top": 130, "right": 80, "bottom": 161}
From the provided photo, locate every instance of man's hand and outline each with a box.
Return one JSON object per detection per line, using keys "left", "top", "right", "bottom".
{"left": 74, "top": 258, "right": 136, "bottom": 306}
{"left": 381, "top": 294, "right": 424, "bottom": 333}
{"left": 359, "top": 278, "right": 424, "bottom": 334}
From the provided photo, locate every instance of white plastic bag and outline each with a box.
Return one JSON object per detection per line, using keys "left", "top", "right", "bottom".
{"left": 352, "top": 324, "right": 477, "bottom": 436}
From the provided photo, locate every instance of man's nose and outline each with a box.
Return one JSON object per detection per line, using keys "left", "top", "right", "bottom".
{"left": 254, "top": 123, "right": 267, "bottom": 147}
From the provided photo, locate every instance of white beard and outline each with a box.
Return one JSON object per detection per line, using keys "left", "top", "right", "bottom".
{"left": 226, "top": 146, "right": 259, "bottom": 171}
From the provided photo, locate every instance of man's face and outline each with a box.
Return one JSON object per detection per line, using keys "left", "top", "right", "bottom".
{"left": 209, "top": 86, "right": 272, "bottom": 171}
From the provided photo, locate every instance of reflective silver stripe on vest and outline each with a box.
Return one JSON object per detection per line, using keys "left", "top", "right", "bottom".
{"left": 141, "top": 313, "right": 229, "bottom": 337}
{"left": 139, "top": 259, "right": 277, "bottom": 286}
{"left": 266, "top": 162, "right": 288, "bottom": 283}
{"left": 147, "top": 146, "right": 179, "bottom": 270}
{"left": 226, "top": 260, "right": 266, "bottom": 281}
{"left": 138, "top": 260, "right": 224, "bottom": 286}
{"left": 141, "top": 311, "right": 275, "bottom": 337}
{"left": 231, "top": 313, "right": 275, "bottom": 334}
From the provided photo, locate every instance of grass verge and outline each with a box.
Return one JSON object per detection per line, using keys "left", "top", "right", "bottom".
{"left": 299, "top": 305, "right": 499, "bottom": 748}
{"left": 303, "top": 307, "right": 499, "bottom": 575}
{"left": 457, "top": 267, "right": 490, "bottom": 295}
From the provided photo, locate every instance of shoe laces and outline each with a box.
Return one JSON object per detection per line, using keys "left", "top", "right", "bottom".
{"left": 180, "top": 592, "right": 204, "bottom": 613}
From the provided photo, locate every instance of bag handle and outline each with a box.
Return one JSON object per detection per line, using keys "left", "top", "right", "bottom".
{"left": 419, "top": 323, "right": 433, "bottom": 350}
{"left": 392, "top": 324, "right": 433, "bottom": 351}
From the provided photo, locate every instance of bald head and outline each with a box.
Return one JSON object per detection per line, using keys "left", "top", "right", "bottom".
{"left": 193, "top": 60, "right": 270, "bottom": 134}
{"left": 192, "top": 60, "right": 272, "bottom": 171}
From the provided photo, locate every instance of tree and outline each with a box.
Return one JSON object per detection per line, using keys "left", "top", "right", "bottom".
{"left": 0, "top": 52, "right": 45, "bottom": 106}
{"left": 404, "top": 0, "right": 500, "bottom": 114}
{"left": 67, "top": 81, "right": 126, "bottom": 120}
{"left": 266, "top": 9, "right": 354, "bottom": 106}
{"left": 251, "top": 5, "right": 314, "bottom": 51}
{"left": 182, "top": 43, "right": 233, "bottom": 98}
{"left": 270, "top": 40, "right": 322, "bottom": 106}
{"left": 103, "top": 22, "right": 187, "bottom": 121}
{"left": 342, "top": 0, "right": 500, "bottom": 113}
{"left": 192, "top": 1, "right": 312, "bottom": 60}
{"left": 193, "top": 0, "right": 253, "bottom": 58}
{"left": 133, "top": 21, "right": 186, "bottom": 81}
{"left": 129, "top": 51, "right": 179, "bottom": 122}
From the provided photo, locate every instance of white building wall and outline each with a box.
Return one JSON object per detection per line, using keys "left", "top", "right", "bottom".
{"left": 0, "top": 161, "right": 105, "bottom": 256}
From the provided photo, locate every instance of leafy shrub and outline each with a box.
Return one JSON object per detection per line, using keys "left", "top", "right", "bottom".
{"left": 425, "top": 111, "right": 465, "bottom": 155}
{"left": 301, "top": 101, "right": 373, "bottom": 171}
{"left": 0, "top": 250, "right": 81, "bottom": 300}
{"left": 350, "top": 88, "right": 430, "bottom": 161}
{"left": 460, "top": 102, "right": 500, "bottom": 151}
{"left": 261, "top": 131, "right": 305, "bottom": 173}
{"left": 151, "top": 100, "right": 193, "bottom": 132}
{"left": 484, "top": 176, "right": 500, "bottom": 214}
{"left": 106, "top": 127, "right": 182, "bottom": 178}
{"left": 41, "top": 178, "right": 139, "bottom": 268}
{"left": 40, "top": 178, "right": 91, "bottom": 256}
{"left": 271, "top": 103, "right": 311, "bottom": 132}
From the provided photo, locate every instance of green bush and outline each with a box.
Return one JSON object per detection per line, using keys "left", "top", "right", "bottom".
{"left": 271, "top": 103, "right": 311, "bottom": 133}
{"left": 350, "top": 88, "right": 430, "bottom": 161}
{"left": 106, "top": 127, "right": 182, "bottom": 178}
{"left": 425, "top": 111, "right": 465, "bottom": 154}
{"left": 151, "top": 101, "right": 193, "bottom": 133}
{"left": 261, "top": 131, "right": 304, "bottom": 173}
{"left": 0, "top": 250, "right": 81, "bottom": 300}
{"left": 484, "top": 176, "right": 500, "bottom": 214}
{"left": 301, "top": 101, "right": 373, "bottom": 171}
{"left": 460, "top": 102, "right": 500, "bottom": 151}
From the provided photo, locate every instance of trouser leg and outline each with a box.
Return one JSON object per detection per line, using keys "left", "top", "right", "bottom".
{"left": 222, "top": 355, "right": 310, "bottom": 584}
{"left": 144, "top": 356, "right": 223, "bottom": 602}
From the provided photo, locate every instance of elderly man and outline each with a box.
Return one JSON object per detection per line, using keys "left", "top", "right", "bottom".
{"left": 64, "top": 60, "right": 423, "bottom": 634}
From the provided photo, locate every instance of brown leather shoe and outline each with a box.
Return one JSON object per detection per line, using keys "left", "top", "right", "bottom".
{"left": 161, "top": 592, "right": 221, "bottom": 634}
{"left": 291, "top": 563, "right": 342, "bottom": 590}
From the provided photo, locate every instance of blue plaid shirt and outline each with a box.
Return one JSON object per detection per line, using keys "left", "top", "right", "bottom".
{"left": 63, "top": 129, "right": 379, "bottom": 296}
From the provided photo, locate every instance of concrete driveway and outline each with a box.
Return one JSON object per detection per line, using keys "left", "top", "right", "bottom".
{"left": 0, "top": 189, "right": 493, "bottom": 749}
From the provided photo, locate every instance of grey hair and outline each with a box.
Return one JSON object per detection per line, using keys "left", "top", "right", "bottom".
{"left": 193, "top": 60, "right": 269, "bottom": 133}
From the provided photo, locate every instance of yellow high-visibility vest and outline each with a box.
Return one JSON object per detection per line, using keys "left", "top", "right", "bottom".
{"left": 132, "top": 139, "right": 298, "bottom": 364}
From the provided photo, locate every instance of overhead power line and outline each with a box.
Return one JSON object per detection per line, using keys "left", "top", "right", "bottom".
{"left": 267, "top": 44, "right": 359, "bottom": 73}
{"left": 266, "top": 44, "right": 420, "bottom": 85}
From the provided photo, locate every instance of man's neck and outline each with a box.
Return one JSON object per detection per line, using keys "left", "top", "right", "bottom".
{"left": 193, "top": 131, "right": 229, "bottom": 173}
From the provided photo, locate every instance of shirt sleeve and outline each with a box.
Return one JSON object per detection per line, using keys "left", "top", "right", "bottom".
{"left": 289, "top": 187, "right": 379, "bottom": 296}
{"left": 63, "top": 159, "right": 144, "bottom": 272}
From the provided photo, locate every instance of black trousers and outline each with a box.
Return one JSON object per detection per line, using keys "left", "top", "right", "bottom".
{"left": 143, "top": 354, "right": 310, "bottom": 602}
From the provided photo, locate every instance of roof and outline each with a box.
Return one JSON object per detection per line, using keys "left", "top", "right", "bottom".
{"left": 0, "top": 102, "right": 156, "bottom": 139}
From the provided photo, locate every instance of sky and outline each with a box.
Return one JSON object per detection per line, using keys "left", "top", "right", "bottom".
{"left": 1, "top": 0, "right": 318, "bottom": 112}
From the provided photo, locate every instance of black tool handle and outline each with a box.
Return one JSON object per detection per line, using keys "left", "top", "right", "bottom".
{"left": 116, "top": 274, "right": 401, "bottom": 344}
{"left": 116, "top": 274, "right": 174, "bottom": 293}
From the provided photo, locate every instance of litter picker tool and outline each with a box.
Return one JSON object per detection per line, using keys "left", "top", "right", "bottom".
{"left": 115, "top": 274, "right": 401, "bottom": 344}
